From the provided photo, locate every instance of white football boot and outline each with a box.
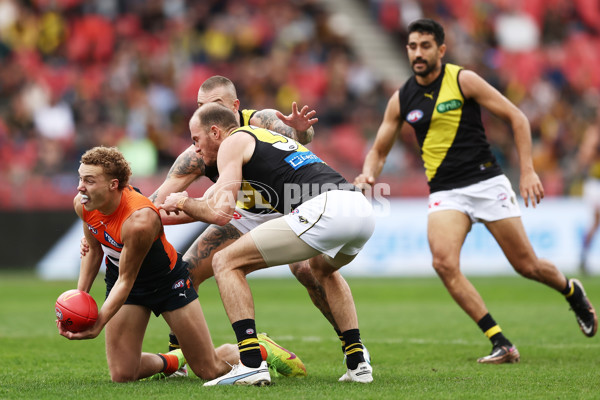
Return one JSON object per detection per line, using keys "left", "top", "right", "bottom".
{"left": 203, "top": 361, "right": 271, "bottom": 386}
{"left": 338, "top": 361, "right": 373, "bottom": 383}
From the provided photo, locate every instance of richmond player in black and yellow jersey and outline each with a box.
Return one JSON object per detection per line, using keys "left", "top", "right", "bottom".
{"left": 355, "top": 18, "right": 597, "bottom": 364}
{"left": 160, "top": 103, "right": 374, "bottom": 385}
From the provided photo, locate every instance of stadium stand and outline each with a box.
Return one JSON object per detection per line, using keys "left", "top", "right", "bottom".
{"left": 0, "top": 0, "right": 599, "bottom": 212}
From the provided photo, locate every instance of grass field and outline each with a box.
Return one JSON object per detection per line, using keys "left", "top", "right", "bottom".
{"left": 1, "top": 271, "right": 599, "bottom": 399}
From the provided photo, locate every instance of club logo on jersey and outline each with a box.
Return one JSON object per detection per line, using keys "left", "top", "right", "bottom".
{"left": 104, "top": 232, "right": 123, "bottom": 249}
{"left": 436, "top": 99, "right": 462, "bottom": 113}
{"left": 273, "top": 141, "right": 299, "bottom": 151}
{"left": 406, "top": 109, "right": 424, "bottom": 123}
{"left": 172, "top": 279, "right": 185, "bottom": 290}
{"left": 284, "top": 151, "right": 323, "bottom": 170}
{"left": 87, "top": 224, "right": 97, "bottom": 235}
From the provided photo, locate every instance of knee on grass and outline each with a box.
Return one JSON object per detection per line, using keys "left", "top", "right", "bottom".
{"left": 110, "top": 369, "right": 138, "bottom": 383}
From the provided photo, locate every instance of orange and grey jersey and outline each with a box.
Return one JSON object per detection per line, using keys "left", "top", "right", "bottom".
{"left": 399, "top": 63, "right": 502, "bottom": 193}
{"left": 82, "top": 186, "right": 179, "bottom": 291}
{"left": 206, "top": 108, "right": 257, "bottom": 182}
{"left": 231, "top": 125, "right": 353, "bottom": 214}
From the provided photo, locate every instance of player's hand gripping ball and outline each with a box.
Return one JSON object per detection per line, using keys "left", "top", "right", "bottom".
{"left": 55, "top": 289, "right": 98, "bottom": 332}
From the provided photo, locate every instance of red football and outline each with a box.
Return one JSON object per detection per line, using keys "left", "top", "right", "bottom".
{"left": 55, "top": 289, "right": 98, "bottom": 333}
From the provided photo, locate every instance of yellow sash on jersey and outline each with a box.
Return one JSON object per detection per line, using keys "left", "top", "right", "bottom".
{"left": 422, "top": 64, "right": 464, "bottom": 181}
{"left": 233, "top": 126, "right": 308, "bottom": 213}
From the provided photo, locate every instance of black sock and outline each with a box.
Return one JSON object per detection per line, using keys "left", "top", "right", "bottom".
{"left": 561, "top": 278, "right": 572, "bottom": 296}
{"left": 477, "top": 313, "right": 511, "bottom": 347}
{"left": 564, "top": 279, "right": 584, "bottom": 305}
{"left": 342, "top": 329, "right": 365, "bottom": 370}
{"left": 335, "top": 329, "right": 345, "bottom": 355}
{"left": 169, "top": 333, "right": 180, "bottom": 352}
{"left": 232, "top": 319, "right": 262, "bottom": 368}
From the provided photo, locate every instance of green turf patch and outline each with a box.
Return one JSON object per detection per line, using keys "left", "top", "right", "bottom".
{"left": 1, "top": 273, "right": 599, "bottom": 399}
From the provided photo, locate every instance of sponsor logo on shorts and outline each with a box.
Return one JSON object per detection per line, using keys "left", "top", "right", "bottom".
{"left": 407, "top": 109, "right": 424, "bottom": 123}
{"left": 428, "top": 200, "right": 442, "bottom": 208}
{"left": 87, "top": 224, "right": 97, "bottom": 234}
{"left": 172, "top": 279, "right": 185, "bottom": 290}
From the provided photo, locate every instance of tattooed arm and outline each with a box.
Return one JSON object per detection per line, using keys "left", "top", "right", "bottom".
{"left": 250, "top": 102, "right": 317, "bottom": 145}
{"left": 150, "top": 145, "right": 206, "bottom": 225}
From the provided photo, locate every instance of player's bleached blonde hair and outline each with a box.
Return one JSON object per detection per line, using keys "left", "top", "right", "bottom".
{"left": 199, "top": 75, "right": 237, "bottom": 98}
{"left": 80, "top": 146, "right": 131, "bottom": 190}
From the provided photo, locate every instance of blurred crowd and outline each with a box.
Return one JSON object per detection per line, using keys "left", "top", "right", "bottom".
{"left": 0, "top": 0, "right": 599, "bottom": 209}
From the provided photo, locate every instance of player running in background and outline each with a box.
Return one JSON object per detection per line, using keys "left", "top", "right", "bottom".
{"left": 160, "top": 104, "right": 374, "bottom": 385}
{"left": 576, "top": 120, "right": 600, "bottom": 275}
{"left": 354, "top": 18, "right": 597, "bottom": 364}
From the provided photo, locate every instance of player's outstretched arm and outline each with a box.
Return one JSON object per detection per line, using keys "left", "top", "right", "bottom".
{"left": 459, "top": 69, "right": 543, "bottom": 207}
{"left": 160, "top": 134, "right": 250, "bottom": 226}
{"left": 73, "top": 196, "right": 103, "bottom": 293}
{"left": 355, "top": 91, "right": 402, "bottom": 190}
{"left": 252, "top": 102, "right": 317, "bottom": 144}
{"left": 149, "top": 145, "right": 207, "bottom": 225}
{"left": 148, "top": 145, "right": 206, "bottom": 206}
{"left": 576, "top": 124, "right": 600, "bottom": 177}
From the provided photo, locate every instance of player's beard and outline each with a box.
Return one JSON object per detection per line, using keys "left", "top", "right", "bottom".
{"left": 412, "top": 58, "right": 436, "bottom": 77}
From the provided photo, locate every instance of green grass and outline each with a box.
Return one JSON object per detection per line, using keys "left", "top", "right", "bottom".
{"left": 1, "top": 271, "right": 599, "bottom": 399}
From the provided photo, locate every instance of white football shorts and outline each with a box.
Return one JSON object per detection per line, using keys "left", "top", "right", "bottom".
{"left": 229, "top": 207, "right": 282, "bottom": 234}
{"left": 583, "top": 177, "right": 600, "bottom": 209}
{"left": 427, "top": 174, "right": 521, "bottom": 223}
{"left": 283, "top": 190, "right": 375, "bottom": 257}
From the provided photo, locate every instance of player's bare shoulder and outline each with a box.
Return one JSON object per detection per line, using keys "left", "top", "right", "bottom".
{"left": 456, "top": 69, "right": 486, "bottom": 98}
{"left": 124, "top": 207, "right": 161, "bottom": 239}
